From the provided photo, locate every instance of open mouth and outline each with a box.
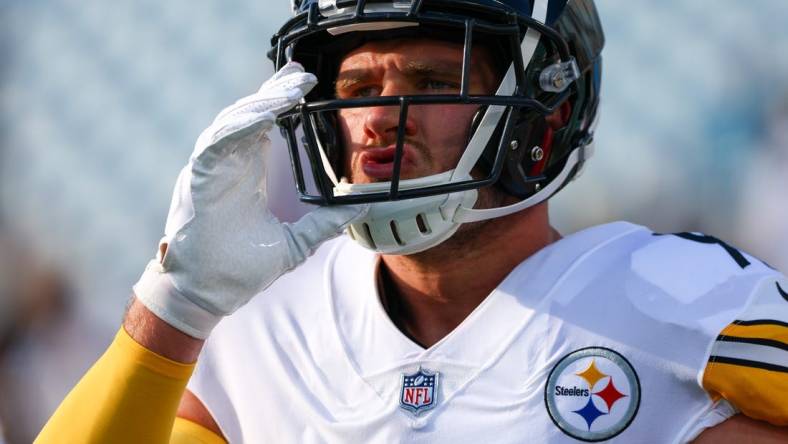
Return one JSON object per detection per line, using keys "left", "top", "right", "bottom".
{"left": 359, "top": 145, "right": 416, "bottom": 180}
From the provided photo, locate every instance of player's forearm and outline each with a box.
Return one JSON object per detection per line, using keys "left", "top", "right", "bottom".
{"left": 124, "top": 295, "right": 205, "bottom": 364}
{"left": 35, "top": 300, "right": 201, "bottom": 444}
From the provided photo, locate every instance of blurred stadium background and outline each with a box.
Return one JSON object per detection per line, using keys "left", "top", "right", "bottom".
{"left": 0, "top": 1, "right": 786, "bottom": 442}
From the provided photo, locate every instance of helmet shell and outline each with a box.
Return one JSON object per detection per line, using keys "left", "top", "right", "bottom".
{"left": 271, "top": 0, "right": 604, "bottom": 254}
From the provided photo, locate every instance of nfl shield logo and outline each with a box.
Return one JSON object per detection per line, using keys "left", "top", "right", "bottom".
{"left": 399, "top": 367, "right": 439, "bottom": 415}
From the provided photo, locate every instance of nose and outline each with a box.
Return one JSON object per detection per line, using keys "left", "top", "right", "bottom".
{"left": 363, "top": 82, "right": 418, "bottom": 143}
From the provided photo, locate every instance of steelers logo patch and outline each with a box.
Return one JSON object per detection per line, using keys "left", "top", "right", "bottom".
{"left": 544, "top": 347, "right": 640, "bottom": 442}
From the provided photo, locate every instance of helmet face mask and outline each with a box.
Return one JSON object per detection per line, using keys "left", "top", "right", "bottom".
{"left": 270, "top": 0, "right": 604, "bottom": 254}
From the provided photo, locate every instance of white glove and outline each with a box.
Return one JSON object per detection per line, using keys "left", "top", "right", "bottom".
{"left": 133, "top": 62, "right": 367, "bottom": 339}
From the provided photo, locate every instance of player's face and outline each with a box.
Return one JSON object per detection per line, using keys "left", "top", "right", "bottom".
{"left": 335, "top": 38, "right": 499, "bottom": 184}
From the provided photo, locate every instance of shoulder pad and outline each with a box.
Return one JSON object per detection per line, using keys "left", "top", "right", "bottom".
{"left": 630, "top": 232, "right": 775, "bottom": 304}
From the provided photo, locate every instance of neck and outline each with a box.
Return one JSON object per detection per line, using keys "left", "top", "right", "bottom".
{"left": 379, "top": 202, "right": 560, "bottom": 348}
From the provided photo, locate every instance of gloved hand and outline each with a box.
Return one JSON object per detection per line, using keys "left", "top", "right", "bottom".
{"left": 133, "top": 62, "right": 366, "bottom": 339}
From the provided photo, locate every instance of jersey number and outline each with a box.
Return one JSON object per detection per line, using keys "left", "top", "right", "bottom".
{"left": 654, "top": 232, "right": 751, "bottom": 269}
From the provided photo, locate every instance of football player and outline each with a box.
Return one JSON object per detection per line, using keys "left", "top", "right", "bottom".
{"left": 37, "top": 0, "right": 787, "bottom": 443}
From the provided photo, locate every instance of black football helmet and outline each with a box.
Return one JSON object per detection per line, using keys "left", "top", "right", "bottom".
{"left": 269, "top": 0, "right": 604, "bottom": 254}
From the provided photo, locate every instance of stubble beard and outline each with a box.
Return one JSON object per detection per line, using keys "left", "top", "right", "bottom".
{"left": 397, "top": 183, "right": 512, "bottom": 265}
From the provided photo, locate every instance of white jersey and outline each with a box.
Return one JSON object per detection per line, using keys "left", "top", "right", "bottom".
{"left": 188, "top": 222, "right": 787, "bottom": 443}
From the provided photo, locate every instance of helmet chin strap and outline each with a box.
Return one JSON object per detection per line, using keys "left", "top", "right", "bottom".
{"left": 452, "top": 141, "right": 594, "bottom": 223}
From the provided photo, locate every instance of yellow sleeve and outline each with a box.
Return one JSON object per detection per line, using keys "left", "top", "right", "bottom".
{"left": 171, "top": 417, "right": 227, "bottom": 444}
{"left": 703, "top": 321, "right": 788, "bottom": 426}
{"left": 35, "top": 327, "right": 196, "bottom": 444}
